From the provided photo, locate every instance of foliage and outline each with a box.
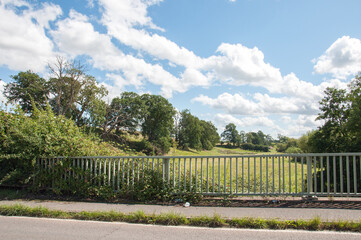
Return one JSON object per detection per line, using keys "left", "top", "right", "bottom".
{"left": 221, "top": 123, "right": 239, "bottom": 146}
{"left": 141, "top": 94, "right": 175, "bottom": 153}
{"left": 0, "top": 105, "right": 124, "bottom": 185}
{"left": 4, "top": 71, "right": 49, "bottom": 113}
{"left": 177, "top": 110, "right": 219, "bottom": 151}
{"left": 276, "top": 135, "right": 297, "bottom": 152}
{"left": 121, "top": 169, "right": 173, "bottom": 202}
{"left": 284, "top": 146, "right": 303, "bottom": 154}
{"left": 241, "top": 143, "right": 269, "bottom": 152}
{"left": 309, "top": 74, "right": 361, "bottom": 153}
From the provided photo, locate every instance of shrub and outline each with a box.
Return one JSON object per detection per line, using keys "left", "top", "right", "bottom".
{"left": 0, "top": 105, "right": 124, "bottom": 186}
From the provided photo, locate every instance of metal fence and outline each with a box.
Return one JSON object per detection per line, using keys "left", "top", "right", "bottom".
{"left": 37, "top": 153, "right": 361, "bottom": 197}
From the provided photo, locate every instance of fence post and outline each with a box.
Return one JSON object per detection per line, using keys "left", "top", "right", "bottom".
{"left": 163, "top": 157, "right": 170, "bottom": 184}
{"left": 307, "top": 156, "right": 313, "bottom": 195}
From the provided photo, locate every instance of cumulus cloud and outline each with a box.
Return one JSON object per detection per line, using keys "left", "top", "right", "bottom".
{"left": 0, "top": 1, "right": 61, "bottom": 72}
{"left": 202, "top": 43, "right": 284, "bottom": 89}
{"left": 193, "top": 93, "right": 261, "bottom": 115}
{"left": 280, "top": 115, "right": 321, "bottom": 138}
{"left": 314, "top": 36, "right": 361, "bottom": 79}
{"left": 193, "top": 91, "right": 321, "bottom": 116}
{"left": 215, "top": 114, "right": 276, "bottom": 129}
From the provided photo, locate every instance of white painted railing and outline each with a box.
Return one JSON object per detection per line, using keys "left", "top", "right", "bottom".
{"left": 37, "top": 153, "right": 361, "bottom": 197}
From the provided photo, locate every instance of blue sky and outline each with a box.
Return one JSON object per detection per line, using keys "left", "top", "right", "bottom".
{"left": 1, "top": 0, "right": 361, "bottom": 138}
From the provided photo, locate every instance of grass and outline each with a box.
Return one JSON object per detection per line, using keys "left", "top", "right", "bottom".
{"left": 1, "top": 204, "right": 361, "bottom": 232}
{"left": 168, "top": 146, "right": 258, "bottom": 156}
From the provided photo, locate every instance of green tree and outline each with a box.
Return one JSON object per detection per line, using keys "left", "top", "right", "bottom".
{"left": 178, "top": 110, "right": 202, "bottom": 150}
{"left": 221, "top": 123, "right": 239, "bottom": 146}
{"left": 4, "top": 71, "right": 49, "bottom": 112}
{"left": 200, "top": 120, "right": 220, "bottom": 150}
{"left": 141, "top": 94, "right": 175, "bottom": 153}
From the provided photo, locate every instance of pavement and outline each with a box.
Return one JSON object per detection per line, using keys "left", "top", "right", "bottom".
{"left": 1, "top": 199, "right": 361, "bottom": 221}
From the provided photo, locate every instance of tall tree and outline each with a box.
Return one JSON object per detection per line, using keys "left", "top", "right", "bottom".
{"left": 178, "top": 110, "right": 202, "bottom": 150}
{"left": 48, "top": 56, "right": 87, "bottom": 117}
{"left": 200, "top": 120, "right": 220, "bottom": 150}
{"left": 4, "top": 71, "right": 49, "bottom": 112}
{"left": 221, "top": 123, "right": 239, "bottom": 146}
{"left": 141, "top": 94, "right": 175, "bottom": 153}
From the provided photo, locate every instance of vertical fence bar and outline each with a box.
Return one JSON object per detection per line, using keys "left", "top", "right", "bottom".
{"left": 242, "top": 157, "right": 244, "bottom": 194}
{"left": 178, "top": 158, "right": 181, "bottom": 190}
{"left": 307, "top": 156, "right": 312, "bottom": 194}
{"left": 248, "top": 156, "right": 250, "bottom": 194}
{"left": 266, "top": 156, "right": 268, "bottom": 194}
{"left": 340, "top": 156, "right": 343, "bottom": 194}
{"left": 314, "top": 157, "right": 317, "bottom": 193}
{"left": 201, "top": 158, "right": 203, "bottom": 193}
{"left": 272, "top": 156, "right": 275, "bottom": 193}
{"left": 173, "top": 158, "right": 176, "bottom": 189}
{"left": 327, "top": 156, "right": 330, "bottom": 194}
{"left": 117, "top": 158, "right": 120, "bottom": 190}
{"left": 333, "top": 156, "right": 336, "bottom": 193}
{"left": 289, "top": 156, "right": 292, "bottom": 193}
{"left": 282, "top": 156, "right": 285, "bottom": 193}
{"left": 190, "top": 158, "right": 192, "bottom": 192}
{"left": 184, "top": 157, "right": 186, "bottom": 191}
{"left": 260, "top": 157, "right": 262, "bottom": 194}
{"left": 301, "top": 157, "right": 304, "bottom": 193}
{"left": 142, "top": 158, "right": 145, "bottom": 184}
{"left": 253, "top": 157, "right": 256, "bottom": 194}
{"left": 295, "top": 156, "right": 298, "bottom": 194}
{"left": 224, "top": 157, "right": 227, "bottom": 194}
{"left": 230, "top": 157, "right": 232, "bottom": 194}
{"left": 321, "top": 157, "right": 324, "bottom": 193}
{"left": 353, "top": 155, "right": 357, "bottom": 194}
{"left": 278, "top": 156, "right": 281, "bottom": 194}
{"left": 235, "top": 157, "right": 238, "bottom": 194}
{"left": 108, "top": 158, "right": 111, "bottom": 186}
{"left": 347, "top": 156, "right": 350, "bottom": 194}
{"left": 195, "top": 158, "right": 198, "bottom": 192}
{"left": 212, "top": 157, "right": 215, "bottom": 193}
{"left": 207, "top": 158, "right": 209, "bottom": 193}
{"left": 218, "top": 157, "right": 221, "bottom": 192}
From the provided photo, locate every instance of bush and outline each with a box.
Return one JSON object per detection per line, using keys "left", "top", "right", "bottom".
{"left": 0, "top": 105, "right": 124, "bottom": 186}
{"left": 285, "top": 147, "right": 303, "bottom": 154}
{"left": 241, "top": 143, "right": 269, "bottom": 152}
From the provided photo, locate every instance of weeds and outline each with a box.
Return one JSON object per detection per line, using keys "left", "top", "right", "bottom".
{"left": 1, "top": 204, "right": 361, "bottom": 233}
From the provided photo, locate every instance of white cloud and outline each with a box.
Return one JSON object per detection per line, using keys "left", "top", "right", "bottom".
{"left": 0, "top": 1, "right": 61, "bottom": 72}
{"left": 215, "top": 114, "right": 276, "bottom": 129}
{"left": 50, "top": 9, "right": 214, "bottom": 98}
{"left": 99, "top": 0, "right": 205, "bottom": 70}
{"left": 314, "top": 36, "right": 361, "bottom": 79}
{"left": 193, "top": 91, "right": 320, "bottom": 116}
{"left": 193, "top": 93, "right": 261, "bottom": 115}
{"left": 202, "top": 43, "right": 284, "bottom": 90}
{"left": 280, "top": 115, "right": 321, "bottom": 138}
{"left": 0, "top": 80, "right": 6, "bottom": 103}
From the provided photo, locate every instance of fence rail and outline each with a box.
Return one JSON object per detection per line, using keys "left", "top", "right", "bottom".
{"left": 36, "top": 153, "right": 361, "bottom": 197}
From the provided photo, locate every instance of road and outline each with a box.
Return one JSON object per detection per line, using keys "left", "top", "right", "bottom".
{"left": 1, "top": 216, "right": 360, "bottom": 240}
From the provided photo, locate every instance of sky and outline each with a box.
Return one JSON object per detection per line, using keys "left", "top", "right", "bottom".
{"left": 1, "top": 0, "right": 361, "bottom": 138}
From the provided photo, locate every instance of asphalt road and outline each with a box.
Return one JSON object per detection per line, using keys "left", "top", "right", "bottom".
{"left": 1, "top": 216, "right": 361, "bottom": 240}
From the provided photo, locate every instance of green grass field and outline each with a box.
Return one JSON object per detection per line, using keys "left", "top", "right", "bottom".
{"left": 163, "top": 155, "right": 307, "bottom": 195}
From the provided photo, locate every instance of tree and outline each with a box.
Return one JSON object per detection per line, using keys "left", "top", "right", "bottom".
{"left": 48, "top": 56, "right": 87, "bottom": 118}
{"left": 141, "top": 94, "right": 175, "bottom": 153}
{"left": 309, "top": 74, "right": 361, "bottom": 152}
{"left": 200, "top": 120, "right": 220, "bottom": 150}
{"left": 4, "top": 71, "right": 49, "bottom": 112}
{"left": 221, "top": 123, "right": 239, "bottom": 146}
{"left": 178, "top": 110, "right": 203, "bottom": 150}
